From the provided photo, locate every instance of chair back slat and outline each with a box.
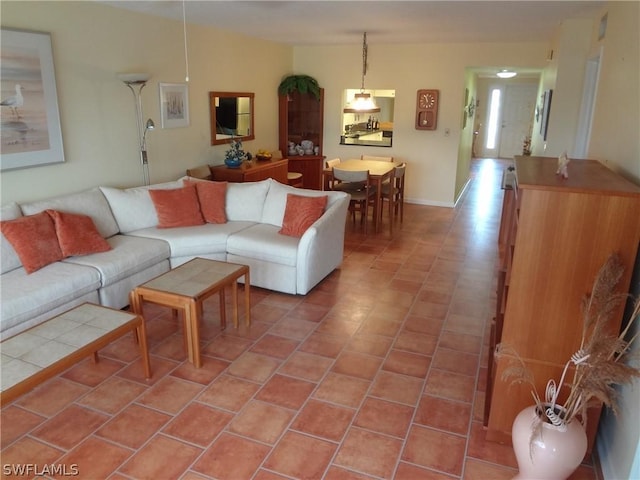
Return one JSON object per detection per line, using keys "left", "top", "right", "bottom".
{"left": 394, "top": 163, "right": 406, "bottom": 178}
{"left": 325, "top": 158, "right": 341, "bottom": 169}
{"left": 332, "top": 167, "right": 369, "bottom": 183}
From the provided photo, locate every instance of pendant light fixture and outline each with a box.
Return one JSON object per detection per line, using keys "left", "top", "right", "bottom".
{"left": 496, "top": 69, "right": 517, "bottom": 79}
{"left": 343, "top": 32, "right": 380, "bottom": 114}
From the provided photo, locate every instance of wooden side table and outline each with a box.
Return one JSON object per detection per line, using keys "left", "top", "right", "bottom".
{"left": 210, "top": 158, "right": 288, "bottom": 184}
{"left": 130, "top": 258, "right": 251, "bottom": 368}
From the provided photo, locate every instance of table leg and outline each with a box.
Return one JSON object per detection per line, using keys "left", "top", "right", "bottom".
{"left": 219, "top": 289, "right": 226, "bottom": 329}
{"left": 136, "top": 316, "right": 152, "bottom": 379}
{"left": 244, "top": 270, "right": 251, "bottom": 326}
{"left": 375, "top": 177, "right": 382, "bottom": 233}
{"left": 185, "top": 300, "right": 202, "bottom": 368}
{"left": 232, "top": 279, "right": 239, "bottom": 328}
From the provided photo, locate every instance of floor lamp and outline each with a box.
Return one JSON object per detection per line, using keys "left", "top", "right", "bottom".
{"left": 118, "top": 73, "right": 154, "bottom": 185}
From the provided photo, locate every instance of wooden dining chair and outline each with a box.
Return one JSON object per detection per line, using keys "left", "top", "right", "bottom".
{"left": 324, "top": 158, "right": 341, "bottom": 190}
{"left": 379, "top": 162, "right": 406, "bottom": 232}
{"left": 361, "top": 154, "right": 394, "bottom": 162}
{"left": 331, "top": 166, "right": 377, "bottom": 234}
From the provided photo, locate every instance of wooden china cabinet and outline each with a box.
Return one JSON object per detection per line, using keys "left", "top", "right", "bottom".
{"left": 278, "top": 89, "right": 325, "bottom": 190}
{"left": 485, "top": 156, "right": 640, "bottom": 454}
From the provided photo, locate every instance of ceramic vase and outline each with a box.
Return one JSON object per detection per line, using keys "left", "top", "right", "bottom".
{"left": 511, "top": 404, "right": 587, "bottom": 480}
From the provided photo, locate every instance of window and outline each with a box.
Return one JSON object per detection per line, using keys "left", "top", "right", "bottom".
{"left": 486, "top": 88, "right": 501, "bottom": 149}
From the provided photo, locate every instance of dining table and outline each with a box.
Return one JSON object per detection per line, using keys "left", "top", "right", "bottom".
{"left": 323, "top": 158, "right": 400, "bottom": 233}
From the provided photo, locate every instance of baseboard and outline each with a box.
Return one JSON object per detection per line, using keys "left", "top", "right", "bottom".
{"left": 405, "top": 197, "right": 455, "bottom": 208}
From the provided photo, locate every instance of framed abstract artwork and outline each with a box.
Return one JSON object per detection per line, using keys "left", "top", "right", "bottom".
{"left": 159, "top": 83, "right": 189, "bottom": 128}
{"left": 0, "top": 28, "right": 65, "bottom": 171}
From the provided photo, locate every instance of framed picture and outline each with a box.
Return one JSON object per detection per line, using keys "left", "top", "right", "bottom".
{"left": 159, "top": 83, "right": 189, "bottom": 128}
{"left": 0, "top": 28, "right": 65, "bottom": 171}
{"left": 540, "top": 89, "right": 553, "bottom": 141}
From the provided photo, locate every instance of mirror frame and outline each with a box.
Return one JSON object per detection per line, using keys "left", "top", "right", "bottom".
{"left": 209, "top": 91, "right": 255, "bottom": 145}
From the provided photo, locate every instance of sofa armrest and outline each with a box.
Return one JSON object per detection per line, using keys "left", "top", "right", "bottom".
{"left": 296, "top": 192, "right": 349, "bottom": 294}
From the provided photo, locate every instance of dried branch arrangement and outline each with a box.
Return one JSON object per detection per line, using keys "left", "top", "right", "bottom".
{"left": 498, "top": 253, "right": 640, "bottom": 433}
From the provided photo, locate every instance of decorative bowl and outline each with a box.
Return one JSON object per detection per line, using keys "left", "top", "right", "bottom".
{"left": 256, "top": 154, "right": 272, "bottom": 161}
{"left": 224, "top": 158, "right": 243, "bottom": 168}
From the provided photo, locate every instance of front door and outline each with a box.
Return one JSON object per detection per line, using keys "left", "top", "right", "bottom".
{"left": 498, "top": 84, "right": 537, "bottom": 159}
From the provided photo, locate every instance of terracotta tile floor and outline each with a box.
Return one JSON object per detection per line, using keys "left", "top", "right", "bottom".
{"left": 0, "top": 159, "right": 600, "bottom": 479}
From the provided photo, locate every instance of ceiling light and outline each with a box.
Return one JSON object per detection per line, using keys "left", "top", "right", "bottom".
{"left": 344, "top": 32, "right": 380, "bottom": 114}
{"left": 497, "top": 69, "right": 517, "bottom": 79}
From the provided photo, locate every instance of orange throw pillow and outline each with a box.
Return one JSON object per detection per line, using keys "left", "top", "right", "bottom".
{"left": 0, "top": 211, "right": 64, "bottom": 273}
{"left": 149, "top": 184, "right": 205, "bottom": 228}
{"left": 195, "top": 181, "right": 227, "bottom": 224}
{"left": 279, "top": 194, "right": 328, "bottom": 237}
{"left": 46, "top": 209, "right": 112, "bottom": 257}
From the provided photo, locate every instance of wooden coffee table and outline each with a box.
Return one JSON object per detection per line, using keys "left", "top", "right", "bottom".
{"left": 0, "top": 303, "right": 151, "bottom": 406}
{"left": 130, "top": 257, "right": 250, "bottom": 368}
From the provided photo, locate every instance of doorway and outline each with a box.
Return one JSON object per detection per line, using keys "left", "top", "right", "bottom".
{"left": 573, "top": 50, "right": 601, "bottom": 158}
{"left": 481, "top": 83, "right": 537, "bottom": 159}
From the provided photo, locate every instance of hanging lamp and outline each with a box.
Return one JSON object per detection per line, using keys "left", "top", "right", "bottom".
{"left": 496, "top": 69, "right": 517, "bottom": 79}
{"left": 343, "top": 32, "right": 380, "bottom": 114}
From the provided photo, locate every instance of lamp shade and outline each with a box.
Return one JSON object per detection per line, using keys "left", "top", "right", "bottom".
{"left": 117, "top": 73, "right": 151, "bottom": 84}
{"left": 343, "top": 92, "right": 381, "bottom": 113}
{"left": 497, "top": 70, "right": 517, "bottom": 79}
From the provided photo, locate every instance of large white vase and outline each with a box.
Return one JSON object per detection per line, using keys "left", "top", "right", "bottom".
{"left": 511, "top": 404, "right": 588, "bottom": 480}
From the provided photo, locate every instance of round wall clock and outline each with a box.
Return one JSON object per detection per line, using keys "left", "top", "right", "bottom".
{"left": 415, "top": 89, "right": 439, "bottom": 130}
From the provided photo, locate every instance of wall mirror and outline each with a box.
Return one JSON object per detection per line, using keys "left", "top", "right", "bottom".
{"left": 209, "top": 92, "right": 255, "bottom": 145}
{"left": 340, "top": 89, "right": 395, "bottom": 147}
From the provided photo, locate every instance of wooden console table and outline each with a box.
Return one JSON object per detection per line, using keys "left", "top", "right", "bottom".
{"left": 210, "top": 158, "right": 288, "bottom": 184}
{"left": 485, "top": 156, "right": 640, "bottom": 454}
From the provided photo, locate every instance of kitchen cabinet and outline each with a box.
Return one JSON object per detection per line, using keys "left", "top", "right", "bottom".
{"left": 485, "top": 156, "right": 640, "bottom": 454}
{"left": 279, "top": 90, "right": 324, "bottom": 190}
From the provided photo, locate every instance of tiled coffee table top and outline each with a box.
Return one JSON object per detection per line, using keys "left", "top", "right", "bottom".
{"left": 1, "top": 304, "right": 139, "bottom": 392}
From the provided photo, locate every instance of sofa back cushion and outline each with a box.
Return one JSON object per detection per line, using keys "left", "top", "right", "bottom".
{"left": 225, "top": 180, "right": 269, "bottom": 222}
{"left": 1, "top": 202, "right": 23, "bottom": 274}
{"left": 100, "top": 180, "right": 184, "bottom": 233}
{"left": 20, "top": 188, "right": 120, "bottom": 238}
{"left": 262, "top": 179, "right": 334, "bottom": 227}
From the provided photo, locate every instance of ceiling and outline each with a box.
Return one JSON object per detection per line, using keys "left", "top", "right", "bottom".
{"left": 98, "top": 0, "right": 605, "bottom": 46}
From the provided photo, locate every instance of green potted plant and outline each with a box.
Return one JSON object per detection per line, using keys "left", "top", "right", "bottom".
{"left": 278, "top": 74, "right": 321, "bottom": 100}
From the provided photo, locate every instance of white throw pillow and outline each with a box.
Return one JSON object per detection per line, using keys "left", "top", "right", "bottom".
{"left": 225, "top": 181, "right": 270, "bottom": 222}
{"left": 0, "top": 202, "right": 23, "bottom": 274}
{"left": 100, "top": 180, "right": 183, "bottom": 233}
{"left": 20, "top": 188, "right": 120, "bottom": 238}
{"left": 261, "top": 179, "right": 330, "bottom": 227}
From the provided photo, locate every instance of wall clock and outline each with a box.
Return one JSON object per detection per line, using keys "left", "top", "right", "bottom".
{"left": 415, "top": 89, "right": 439, "bottom": 130}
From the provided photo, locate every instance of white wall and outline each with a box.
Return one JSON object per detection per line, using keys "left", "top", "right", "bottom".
{"left": 0, "top": 1, "right": 292, "bottom": 204}
{"left": 589, "top": 3, "right": 640, "bottom": 479}
{"left": 588, "top": 2, "right": 640, "bottom": 182}
{"left": 292, "top": 42, "right": 548, "bottom": 207}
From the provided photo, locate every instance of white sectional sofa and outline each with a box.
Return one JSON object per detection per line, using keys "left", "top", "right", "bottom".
{"left": 0, "top": 177, "right": 349, "bottom": 340}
